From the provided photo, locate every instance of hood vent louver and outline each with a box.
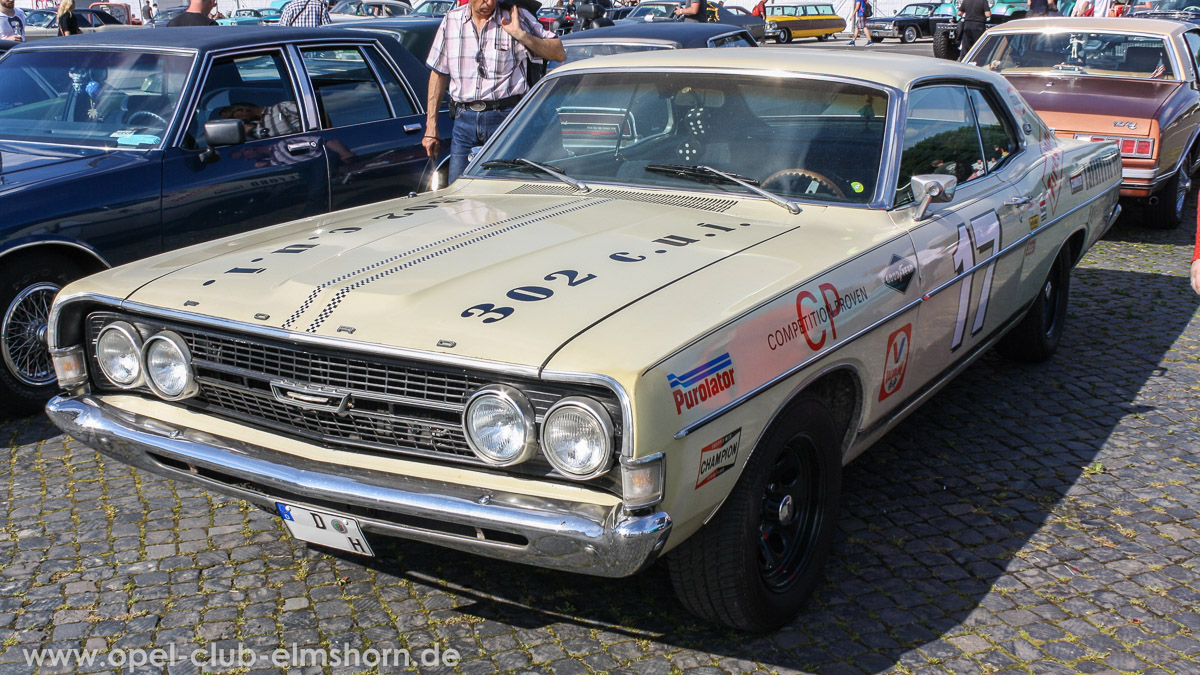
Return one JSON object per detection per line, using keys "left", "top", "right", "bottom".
{"left": 508, "top": 184, "right": 735, "bottom": 213}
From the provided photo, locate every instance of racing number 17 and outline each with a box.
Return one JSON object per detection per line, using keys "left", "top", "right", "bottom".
{"left": 951, "top": 211, "right": 1001, "bottom": 351}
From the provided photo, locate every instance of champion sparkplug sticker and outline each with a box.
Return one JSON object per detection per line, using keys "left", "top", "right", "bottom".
{"left": 696, "top": 429, "right": 741, "bottom": 489}
{"left": 668, "top": 352, "right": 736, "bottom": 415}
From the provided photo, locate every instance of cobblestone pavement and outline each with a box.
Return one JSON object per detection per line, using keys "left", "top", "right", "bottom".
{"left": 2, "top": 197, "right": 1199, "bottom": 675}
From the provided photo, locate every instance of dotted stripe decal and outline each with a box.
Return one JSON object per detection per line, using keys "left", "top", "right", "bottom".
{"left": 280, "top": 201, "right": 580, "bottom": 330}
{"left": 303, "top": 199, "right": 613, "bottom": 333}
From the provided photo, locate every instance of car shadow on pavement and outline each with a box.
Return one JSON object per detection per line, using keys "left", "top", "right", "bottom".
{"left": 333, "top": 256, "right": 1200, "bottom": 673}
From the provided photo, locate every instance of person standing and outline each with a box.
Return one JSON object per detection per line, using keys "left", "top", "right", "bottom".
{"left": 674, "top": 0, "right": 708, "bottom": 22}
{"left": 848, "top": 0, "right": 873, "bottom": 46}
{"left": 1092, "top": 0, "right": 1111, "bottom": 16}
{"left": 422, "top": 0, "right": 564, "bottom": 183}
{"left": 278, "top": 0, "right": 331, "bottom": 26}
{"left": 141, "top": 0, "right": 152, "bottom": 21}
{"left": 166, "top": 0, "right": 218, "bottom": 24}
{"left": 57, "top": 0, "right": 82, "bottom": 35}
{"left": 957, "top": 0, "right": 990, "bottom": 55}
{"left": 751, "top": 0, "right": 765, "bottom": 16}
{"left": 0, "top": 0, "right": 26, "bottom": 42}
{"left": 1192, "top": 214, "right": 1200, "bottom": 293}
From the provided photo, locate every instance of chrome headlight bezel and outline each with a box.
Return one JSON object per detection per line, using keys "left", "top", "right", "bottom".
{"left": 539, "top": 396, "right": 615, "bottom": 480}
{"left": 141, "top": 331, "right": 198, "bottom": 401}
{"left": 95, "top": 321, "right": 144, "bottom": 389}
{"left": 463, "top": 384, "right": 539, "bottom": 466}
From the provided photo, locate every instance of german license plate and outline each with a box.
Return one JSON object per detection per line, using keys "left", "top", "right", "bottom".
{"left": 275, "top": 502, "right": 374, "bottom": 556}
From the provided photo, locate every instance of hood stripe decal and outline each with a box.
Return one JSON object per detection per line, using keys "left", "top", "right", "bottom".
{"left": 280, "top": 200, "right": 585, "bottom": 331}
{"left": 302, "top": 199, "right": 613, "bottom": 333}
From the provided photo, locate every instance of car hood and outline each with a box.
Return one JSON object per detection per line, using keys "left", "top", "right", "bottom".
{"left": 124, "top": 186, "right": 813, "bottom": 368}
{"left": 1003, "top": 74, "right": 1178, "bottom": 136}
{"left": 0, "top": 143, "right": 138, "bottom": 194}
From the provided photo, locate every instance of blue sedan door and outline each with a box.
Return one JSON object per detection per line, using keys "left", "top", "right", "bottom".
{"left": 297, "top": 44, "right": 433, "bottom": 211}
{"left": 161, "top": 50, "right": 329, "bottom": 251}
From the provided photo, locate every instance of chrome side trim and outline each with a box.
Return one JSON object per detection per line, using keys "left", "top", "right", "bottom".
{"left": 0, "top": 240, "right": 110, "bottom": 268}
{"left": 672, "top": 185, "right": 1116, "bottom": 439}
{"left": 46, "top": 395, "right": 671, "bottom": 578}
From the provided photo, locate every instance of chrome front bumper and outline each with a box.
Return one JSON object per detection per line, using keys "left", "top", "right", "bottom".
{"left": 46, "top": 395, "right": 672, "bottom": 577}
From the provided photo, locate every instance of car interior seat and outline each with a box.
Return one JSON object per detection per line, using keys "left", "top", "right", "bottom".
{"left": 1124, "top": 45, "right": 1169, "bottom": 75}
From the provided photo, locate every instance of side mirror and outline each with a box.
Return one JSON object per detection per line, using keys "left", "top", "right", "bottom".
{"left": 198, "top": 119, "right": 245, "bottom": 163}
{"left": 910, "top": 174, "right": 956, "bottom": 220}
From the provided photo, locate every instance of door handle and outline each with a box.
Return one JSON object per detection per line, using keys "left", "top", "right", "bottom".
{"left": 286, "top": 140, "right": 317, "bottom": 154}
{"left": 403, "top": 123, "right": 423, "bottom": 134}
{"left": 1007, "top": 195, "right": 1032, "bottom": 205}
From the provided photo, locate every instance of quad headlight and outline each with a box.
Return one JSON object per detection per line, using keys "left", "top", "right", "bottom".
{"left": 464, "top": 385, "right": 538, "bottom": 466}
{"left": 540, "top": 396, "right": 614, "bottom": 479}
{"left": 142, "top": 331, "right": 198, "bottom": 400}
{"left": 95, "top": 321, "right": 143, "bottom": 388}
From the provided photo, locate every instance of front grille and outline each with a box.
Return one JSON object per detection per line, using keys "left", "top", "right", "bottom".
{"left": 86, "top": 313, "right": 623, "bottom": 490}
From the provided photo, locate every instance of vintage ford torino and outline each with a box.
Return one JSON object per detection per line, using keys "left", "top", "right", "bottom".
{"left": 45, "top": 50, "right": 1120, "bottom": 630}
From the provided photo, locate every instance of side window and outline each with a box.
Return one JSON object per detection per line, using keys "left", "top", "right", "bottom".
{"left": 360, "top": 46, "right": 418, "bottom": 117}
{"left": 711, "top": 34, "right": 749, "bottom": 48}
{"left": 1185, "top": 32, "right": 1200, "bottom": 79}
{"left": 184, "top": 51, "right": 300, "bottom": 149}
{"left": 968, "top": 88, "right": 1018, "bottom": 174}
{"left": 301, "top": 47, "right": 393, "bottom": 127}
{"left": 896, "top": 85, "right": 985, "bottom": 206}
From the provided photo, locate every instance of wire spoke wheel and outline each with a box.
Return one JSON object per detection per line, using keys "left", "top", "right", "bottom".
{"left": 2, "top": 282, "right": 60, "bottom": 387}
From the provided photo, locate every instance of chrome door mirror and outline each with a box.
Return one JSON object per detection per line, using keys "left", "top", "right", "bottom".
{"left": 910, "top": 174, "right": 957, "bottom": 220}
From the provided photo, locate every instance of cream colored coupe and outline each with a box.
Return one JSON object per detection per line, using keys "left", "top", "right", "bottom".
{"left": 45, "top": 50, "right": 1120, "bottom": 631}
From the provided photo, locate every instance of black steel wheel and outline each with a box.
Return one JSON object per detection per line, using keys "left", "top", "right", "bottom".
{"left": 997, "top": 245, "right": 1071, "bottom": 363}
{"left": 667, "top": 394, "right": 841, "bottom": 632}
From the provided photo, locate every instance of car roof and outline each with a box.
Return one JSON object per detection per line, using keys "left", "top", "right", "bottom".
{"left": 988, "top": 16, "right": 1188, "bottom": 36}
{"left": 15, "top": 25, "right": 382, "bottom": 51}
{"left": 562, "top": 22, "right": 749, "bottom": 41}
{"left": 334, "top": 16, "right": 442, "bottom": 28}
{"left": 552, "top": 48, "right": 1000, "bottom": 91}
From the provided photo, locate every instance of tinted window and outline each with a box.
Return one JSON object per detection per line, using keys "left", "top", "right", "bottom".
{"left": 897, "top": 85, "right": 985, "bottom": 205}
{"left": 301, "top": 47, "right": 393, "bottom": 127}
{"left": 1185, "top": 31, "right": 1200, "bottom": 79}
{"left": 185, "top": 51, "right": 300, "bottom": 148}
{"left": 362, "top": 45, "right": 418, "bottom": 116}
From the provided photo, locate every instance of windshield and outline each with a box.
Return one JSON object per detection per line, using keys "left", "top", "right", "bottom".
{"left": 538, "top": 7, "right": 565, "bottom": 16}
{"left": 971, "top": 32, "right": 1177, "bottom": 79}
{"left": 154, "top": 7, "right": 184, "bottom": 20}
{"left": 26, "top": 9, "right": 55, "bottom": 26}
{"left": 628, "top": 3, "right": 674, "bottom": 17}
{"left": 472, "top": 72, "right": 888, "bottom": 205}
{"left": 0, "top": 50, "right": 192, "bottom": 149}
{"left": 549, "top": 43, "right": 673, "bottom": 70}
{"left": 1142, "top": 0, "right": 1194, "bottom": 8}
{"left": 414, "top": 0, "right": 451, "bottom": 13}
{"left": 92, "top": 3, "right": 129, "bottom": 21}
{"left": 899, "top": 4, "right": 930, "bottom": 14}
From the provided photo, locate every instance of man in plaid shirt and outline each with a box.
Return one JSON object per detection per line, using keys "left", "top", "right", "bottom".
{"left": 422, "top": 0, "right": 564, "bottom": 183}
{"left": 278, "top": 0, "right": 330, "bottom": 26}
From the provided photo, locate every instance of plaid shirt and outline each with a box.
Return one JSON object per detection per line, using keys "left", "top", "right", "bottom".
{"left": 279, "top": 0, "right": 330, "bottom": 27}
{"left": 426, "top": 4, "right": 555, "bottom": 103}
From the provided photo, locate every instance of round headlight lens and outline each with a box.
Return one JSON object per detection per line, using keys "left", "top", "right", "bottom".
{"left": 95, "top": 322, "right": 142, "bottom": 387}
{"left": 541, "top": 397, "right": 614, "bottom": 479}
{"left": 464, "top": 385, "right": 537, "bottom": 465}
{"left": 142, "top": 332, "right": 197, "bottom": 400}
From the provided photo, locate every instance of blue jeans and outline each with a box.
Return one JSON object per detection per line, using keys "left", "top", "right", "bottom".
{"left": 448, "top": 107, "right": 511, "bottom": 184}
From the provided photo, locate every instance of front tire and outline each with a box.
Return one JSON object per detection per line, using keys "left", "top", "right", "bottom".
{"left": 817, "top": 32, "right": 830, "bottom": 41}
{"left": 1145, "top": 167, "right": 1189, "bottom": 229}
{"left": 776, "top": 27, "right": 791, "bottom": 43}
{"left": 996, "top": 246, "right": 1071, "bottom": 363}
{"left": 667, "top": 394, "right": 841, "bottom": 632}
{"left": 1, "top": 256, "right": 81, "bottom": 417}
{"left": 901, "top": 25, "right": 918, "bottom": 42}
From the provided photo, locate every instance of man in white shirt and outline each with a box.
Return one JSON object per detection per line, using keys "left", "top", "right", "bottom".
{"left": 0, "top": 0, "right": 26, "bottom": 42}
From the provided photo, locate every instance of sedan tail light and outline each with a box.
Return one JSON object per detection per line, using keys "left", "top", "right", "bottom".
{"left": 1074, "top": 134, "right": 1155, "bottom": 159}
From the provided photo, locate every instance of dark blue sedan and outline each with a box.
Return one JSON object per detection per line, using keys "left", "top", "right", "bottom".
{"left": 0, "top": 27, "right": 450, "bottom": 414}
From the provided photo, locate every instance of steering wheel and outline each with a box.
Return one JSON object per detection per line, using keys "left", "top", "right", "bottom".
{"left": 761, "top": 168, "right": 846, "bottom": 199}
{"left": 1185, "top": 5, "right": 1200, "bottom": 11}
{"left": 125, "top": 110, "right": 168, "bottom": 127}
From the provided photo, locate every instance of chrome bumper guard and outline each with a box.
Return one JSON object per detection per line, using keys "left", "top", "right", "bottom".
{"left": 47, "top": 395, "right": 672, "bottom": 577}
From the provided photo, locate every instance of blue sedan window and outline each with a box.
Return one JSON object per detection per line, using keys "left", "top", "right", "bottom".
{"left": 0, "top": 50, "right": 191, "bottom": 149}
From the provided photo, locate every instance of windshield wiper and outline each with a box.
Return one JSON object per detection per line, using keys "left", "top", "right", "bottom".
{"left": 644, "top": 164, "right": 803, "bottom": 214}
{"left": 480, "top": 158, "right": 590, "bottom": 193}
